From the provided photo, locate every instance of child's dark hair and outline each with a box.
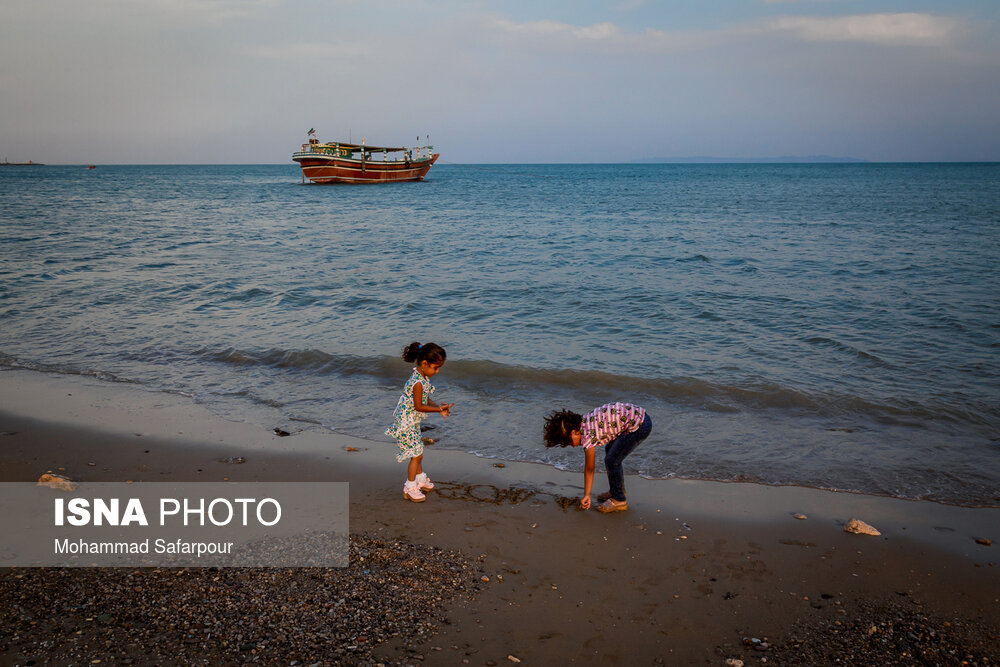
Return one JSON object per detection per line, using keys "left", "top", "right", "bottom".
{"left": 402, "top": 342, "right": 447, "bottom": 366}
{"left": 543, "top": 409, "right": 582, "bottom": 448}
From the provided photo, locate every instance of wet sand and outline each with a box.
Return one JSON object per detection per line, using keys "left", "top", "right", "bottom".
{"left": 1, "top": 369, "right": 998, "bottom": 665}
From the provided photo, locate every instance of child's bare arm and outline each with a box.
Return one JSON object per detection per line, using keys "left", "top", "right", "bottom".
{"left": 412, "top": 384, "right": 453, "bottom": 417}
{"left": 581, "top": 447, "right": 596, "bottom": 509}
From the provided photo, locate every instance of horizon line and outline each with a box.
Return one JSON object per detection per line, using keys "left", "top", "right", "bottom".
{"left": 11, "top": 159, "right": 1000, "bottom": 167}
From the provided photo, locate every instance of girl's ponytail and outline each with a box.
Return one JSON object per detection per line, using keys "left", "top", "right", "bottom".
{"left": 401, "top": 342, "right": 423, "bottom": 363}
{"left": 401, "top": 341, "right": 447, "bottom": 365}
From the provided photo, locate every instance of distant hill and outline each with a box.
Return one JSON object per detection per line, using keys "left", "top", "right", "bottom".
{"left": 631, "top": 155, "right": 867, "bottom": 164}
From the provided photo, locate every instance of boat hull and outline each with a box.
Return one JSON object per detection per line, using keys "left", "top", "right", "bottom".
{"left": 293, "top": 152, "right": 439, "bottom": 184}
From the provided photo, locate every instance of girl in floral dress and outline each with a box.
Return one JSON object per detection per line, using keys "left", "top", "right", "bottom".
{"left": 385, "top": 342, "right": 453, "bottom": 502}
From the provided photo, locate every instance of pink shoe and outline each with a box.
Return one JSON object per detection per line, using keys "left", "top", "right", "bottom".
{"left": 415, "top": 472, "right": 434, "bottom": 491}
{"left": 403, "top": 480, "right": 426, "bottom": 503}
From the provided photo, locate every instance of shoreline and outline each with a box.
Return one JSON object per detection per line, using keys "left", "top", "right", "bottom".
{"left": 1, "top": 368, "right": 998, "bottom": 664}
{"left": 1, "top": 369, "right": 995, "bottom": 551}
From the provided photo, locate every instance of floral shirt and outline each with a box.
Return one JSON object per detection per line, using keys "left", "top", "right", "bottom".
{"left": 580, "top": 402, "right": 646, "bottom": 449}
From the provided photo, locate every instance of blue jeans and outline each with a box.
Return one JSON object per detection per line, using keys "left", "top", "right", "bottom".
{"left": 604, "top": 414, "right": 652, "bottom": 502}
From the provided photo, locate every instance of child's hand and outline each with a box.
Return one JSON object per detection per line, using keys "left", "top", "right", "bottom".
{"left": 440, "top": 403, "right": 454, "bottom": 419}
{"left": 580, "top": 495, "right": 591, "bottom": 510}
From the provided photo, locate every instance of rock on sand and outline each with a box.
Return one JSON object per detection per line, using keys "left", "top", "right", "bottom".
{"left": 844, "top": 518, "right": 881, "bottom": 536}
{"left": 37, "top": 472, "right": 78, "bottom": 491}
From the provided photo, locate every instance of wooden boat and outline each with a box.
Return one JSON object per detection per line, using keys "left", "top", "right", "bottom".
{"left": 292, "top": 132, "right": 438, "bottom": 184}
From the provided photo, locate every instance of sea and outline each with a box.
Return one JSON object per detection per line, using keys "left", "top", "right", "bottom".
{"left": 1, "top": 163, "right": 998, "bottom": 507}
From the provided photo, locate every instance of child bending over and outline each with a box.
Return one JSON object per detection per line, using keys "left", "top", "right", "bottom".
{"left": 544, "top": 403, "right": 651, "bottom": 512}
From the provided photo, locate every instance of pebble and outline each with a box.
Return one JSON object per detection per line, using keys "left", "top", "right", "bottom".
{"left": 793, "top": 513, "right": 807, "bottom": 520}
{"left": 975, "top": 538, "right": 992, "bottom": 546}
{"left": 217, "top": 456, "right": 246, "bottom": 464}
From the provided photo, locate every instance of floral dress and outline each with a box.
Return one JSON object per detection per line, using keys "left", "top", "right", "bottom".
{"left": 385, "top": 368, "right": 434, "bottom": 462}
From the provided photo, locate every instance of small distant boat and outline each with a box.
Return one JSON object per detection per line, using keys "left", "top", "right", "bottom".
{"left": 87, "top": 165, "right": 96, "bottom": 169}
{"left": 292, "top": 130, "right": 438, "bottom": 184}
{"left": 1, "top": 159, "right": 44, "bottom": 166}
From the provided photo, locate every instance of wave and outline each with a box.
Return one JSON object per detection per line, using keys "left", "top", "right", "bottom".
{"left": 3, "top": 345, "right": 994, "bottom": 429}
{"left": 0, "top": 355, "right": 142, "bottom": 386}
{"left": 194, "top": 347, "right": 994, "bottom": 428}
{"left": 200, "top": 347, "right": 398, "bottom": 376}
{"left": 803, "top": 335, "right": 893, "bottom": 367}
{"left": 677, "top": 254, "right": 711, "bottom": 263}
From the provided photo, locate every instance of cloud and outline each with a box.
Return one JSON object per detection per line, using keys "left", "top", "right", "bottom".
{"left": 762, "top": 13, "right": 964, "bottom": 46}
{"left": 483, "top": 16, "right": 714, "bottom": 53}
{"left": 488, "top": 17, "right": 621, "bottom": 40}
{"left": 481, "top": 12, "right": 965, "bottom": 55}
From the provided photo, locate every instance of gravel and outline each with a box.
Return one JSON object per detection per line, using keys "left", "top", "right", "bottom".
{"left": 0, "top": 533, "right": 482, "bottom": 665}
{"left": 737, "top": 599, "right": 999, "bottom": 666}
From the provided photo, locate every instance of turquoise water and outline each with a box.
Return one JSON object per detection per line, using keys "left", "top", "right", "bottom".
{"left": 1, "top": 163, "right": 998, "bottom": 505}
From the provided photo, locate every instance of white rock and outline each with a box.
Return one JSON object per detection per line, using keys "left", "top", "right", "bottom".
{"left": 725, "top": 659, "right": 744, "bottom": 667}
{"left": 844, "top": 518, "right": 881, "bottom": 536}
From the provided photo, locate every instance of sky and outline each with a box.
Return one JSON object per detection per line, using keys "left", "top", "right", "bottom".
{"left": 1, "top": 0, "right": 999, "bottom": 164}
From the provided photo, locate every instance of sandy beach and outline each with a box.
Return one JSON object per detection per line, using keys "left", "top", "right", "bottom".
{"left": 1, "top": 369, "right": 997, "bottom": 665}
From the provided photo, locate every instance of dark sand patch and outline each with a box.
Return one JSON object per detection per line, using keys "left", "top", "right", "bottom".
{"left": 0, "top": 535, "right": 482, "bottom": 666}
{"left": 765, "top": 598, "right": 999, "bottom": 665}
